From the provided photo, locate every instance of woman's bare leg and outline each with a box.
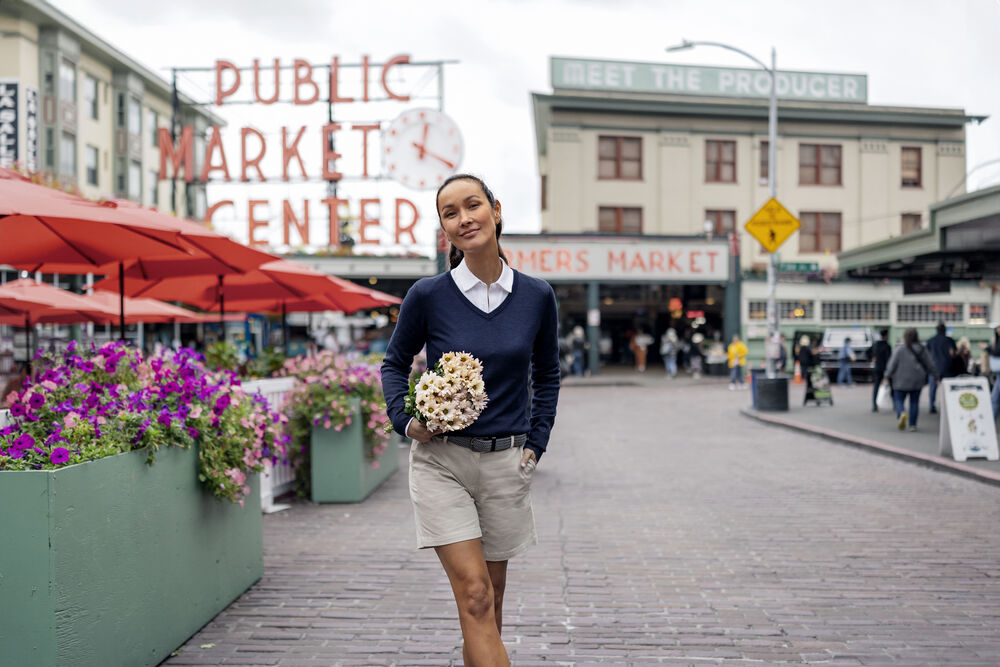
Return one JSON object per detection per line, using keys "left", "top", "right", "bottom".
{"left": 435, "top": 539, "right": 509, "bottom": 666}
{"left": 486, "top": 560, "right": 508, "bottom": 635}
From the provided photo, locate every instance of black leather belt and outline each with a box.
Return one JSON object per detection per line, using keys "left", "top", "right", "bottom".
{"left": 443, "top": 434, "right": 527, "bottom": 453}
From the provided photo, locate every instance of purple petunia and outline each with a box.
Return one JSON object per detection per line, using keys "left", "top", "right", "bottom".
{"left": 28, "top": 393, "right": 45, "bottom": 410}
{"left": 13, "top": 433, "right": 35, "bottom": 450}
{"left": 49, "top": 447, "right": 71, "bottom": 464}
{"left": 9, "top": 402, "right": 26, "bottom": 417}
{"left": 213, "top": 394, "right": 231, "bottom": 415}
{"left": 157, "top": 409, "right": 172, "bottom": 427}
{"left": 187, "top": 426, "right": 199, "bottom": 438}
{"left": 7, "top": 447, "right": 24, "bottom": 459}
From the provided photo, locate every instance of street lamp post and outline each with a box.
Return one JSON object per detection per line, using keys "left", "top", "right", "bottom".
{"left": 666, "top": 40, "right": 780, "bottom": 378}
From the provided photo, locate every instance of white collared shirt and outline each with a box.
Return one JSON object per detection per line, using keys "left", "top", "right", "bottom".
{"left": 449, "top": 257, "right": 514, "bottom": 313}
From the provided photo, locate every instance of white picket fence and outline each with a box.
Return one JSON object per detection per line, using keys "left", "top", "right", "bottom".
{"left": 241, "top": 376, "right": 297, "bottom": 513}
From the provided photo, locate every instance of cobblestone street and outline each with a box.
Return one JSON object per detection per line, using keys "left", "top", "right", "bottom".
{"left": 164, "top": 378, "right": 1000, "bottom": 666}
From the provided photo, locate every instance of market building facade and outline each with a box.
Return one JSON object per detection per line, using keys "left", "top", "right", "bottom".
{"left": 531, "top": 56, "right": 993, "bottom": 370}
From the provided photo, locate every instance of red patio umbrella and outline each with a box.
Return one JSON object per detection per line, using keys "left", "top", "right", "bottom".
{"left": 75, "top": 291, "right": 202, "bottom": 325}
{"left": 0, "top": 279, "right": 120, "bottom": 365}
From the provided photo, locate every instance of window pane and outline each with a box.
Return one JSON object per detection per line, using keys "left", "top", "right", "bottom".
{"left": 59, "top": 132, "right": 75, "bottom": 177}
{"left": 598, "top": 207, "right": 618, "bottom": 233}
{"left": 128, "top": 160, "right": 142, "bottom": 200}
{"left": 598, "top": 137, "right": 617, "bottom": 159}
{"left": 59, "top": 58, "right": 75, "bottom": 102}
{"left": 820, "top": 166, "right": 840, "bottom": 185}
{"left": 721, "top": 141, "right": 735, "bottom": 162}
{"left": 149, "top": 170, "right": 159, "bottom": 206}
{"left": 901, "top": 213, "right": 921, "bottom": 233}
{"left": 85, "top": 145, "right": 98, "bottom": 185}
{"left": 621, "top": 138, "right": 641, "bottom": 160}
{"left": 760, "top": 141, "right": 769, "bottom": 182}
{"left": 148, "top": 110, "right": 158, "bottom": 146}
{"left": 799, "top": 212, "right": 817, "bottom": 252}
{"left": 820, "top": 233, "right": 841, "bottom": 253}
{"left": 720, "top": 163, "right": 735, "bottom": 182}
{"left": 799, "top": 165, "right": 815, "bottom": 184}
{"left": 821, "top": 145, "right": 840, "bottom": 167}
{"left": 621, "top": 208, "right": 641, "bottom": 234}
{"left": 721, "top": 211, "right": 735, "bottom": 234}
{"left": 799, "top": 144, "right": 817, "bottom": 167}
{"left": 598, "top": 159, "right": 617, "bottom": 179}
{"left": 128, "top": 98, "right": 141, "bottom": 135}
{"left": 621, "top": 160, "right": 640, "bottom": 179}
{"left": 705, "top": 158, "right": 717, "bottom": 182}
{"left": 901, "top": 147, "right": 921, "bottom": 186}
{"left": 84, "top": 75, "right": 98, "bottom": 120}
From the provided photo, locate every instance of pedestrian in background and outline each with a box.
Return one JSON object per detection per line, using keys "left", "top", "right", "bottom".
{"left": 727, "top": 333, "right": 747, "bottom": 390}
{"left": 988, "top": 323, "right": 1000, "bottom": 419}
{"left": 776, "top": 333, "right": 788, "bottom": 373}
{"left": 797, "top": 335, "right": 816, "bottom": 391}
{"left": 925, "top": 321, "right": 956, "bottom": 414}
{"left": 631, "top": 329, "right": 653, "bottom": 372}
{"left": 837, "top": 337, "right": 856, "bottom": 386}
{"left": 570, "top": 325, "right": 588, "bottom": 376}
{"left": 689, "top": 332, "right": 705, "bottom": 379}
{"left": 659, "top": 328, "right": 679, "bottom": 378}
{"left": 884, "top": 327, "right": 939, "bottom": 431}
{"left": 870, "top": 328, "right": 892, "bottom": 412}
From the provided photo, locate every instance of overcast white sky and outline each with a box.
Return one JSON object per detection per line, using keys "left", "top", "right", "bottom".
{"left": 51, "top": 0, "right": 1000, "bottom": 254}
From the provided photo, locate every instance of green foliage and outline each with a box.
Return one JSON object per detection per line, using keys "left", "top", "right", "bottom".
{"left": 204, "top": 341, "right": 240, "bottom": 372}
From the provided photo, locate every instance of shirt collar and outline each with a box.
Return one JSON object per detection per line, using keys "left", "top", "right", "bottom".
{"left": 451, "top": 257, "right": 513, "bottom": 293}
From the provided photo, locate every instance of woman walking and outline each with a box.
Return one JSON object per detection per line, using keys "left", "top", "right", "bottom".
{"left": 381, "top": 174, "right": 560, "bottom": 666}
{"left": 727, "top": 333, "right": 748, "bottom": 390}
{"left": 884, "top": 327, "right": 939, "bottom": 431}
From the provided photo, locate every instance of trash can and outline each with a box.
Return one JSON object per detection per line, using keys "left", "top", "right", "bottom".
{"left": 751, "top": 369, "right": 789, "bottom": 412}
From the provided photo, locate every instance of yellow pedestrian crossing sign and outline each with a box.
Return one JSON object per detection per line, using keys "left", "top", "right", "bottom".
{"left": 744, "top": 198, "right": 800, "bottom": 253}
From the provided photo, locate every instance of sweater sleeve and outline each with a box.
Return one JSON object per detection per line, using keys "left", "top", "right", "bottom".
{"left": 525, "top": 285, "right": 561, "bottom": 461}
{"left": 380, "top": 285, "right": 426, "bottom": 438}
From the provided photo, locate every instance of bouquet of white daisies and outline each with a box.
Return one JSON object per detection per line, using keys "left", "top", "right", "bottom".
{"left": 403, "top": 351, "right": 489, "bottom": 433}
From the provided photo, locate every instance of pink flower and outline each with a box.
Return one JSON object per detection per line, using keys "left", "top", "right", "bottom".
{"left": 189, "top": 405, "right": 203, "bottom": 418}
{"left": 63, "top": 412, "right": 79, "bottom": 428}
{"left": 371, "top": 460, "right": 380, "bottom": 470}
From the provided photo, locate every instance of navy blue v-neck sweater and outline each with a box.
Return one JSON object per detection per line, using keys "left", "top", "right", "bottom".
{"left": 381, "top": 269, "right": 561, "bottom": 460}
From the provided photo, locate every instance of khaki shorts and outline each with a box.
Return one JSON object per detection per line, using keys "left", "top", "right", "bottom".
{"left": 409, "top": 437, "right": 537, "bottom": 561}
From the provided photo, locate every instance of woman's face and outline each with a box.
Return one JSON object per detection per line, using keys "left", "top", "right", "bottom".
{"left": 437, "top": 179, "right": 500, "bottom": 255}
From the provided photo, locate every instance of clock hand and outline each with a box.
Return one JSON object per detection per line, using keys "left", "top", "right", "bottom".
{"left": 417, "top": 124, "right": 429, "bottom": 160}
{"left": 411, "top": 142, "right": 456, "bottom": 169}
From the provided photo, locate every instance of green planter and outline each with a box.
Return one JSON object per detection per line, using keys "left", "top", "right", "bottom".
{"left": 0, "top": 445, "right": 262, "bottom": 667}
{"left": 310, "top": 398, "right": 399, "bottom": 503}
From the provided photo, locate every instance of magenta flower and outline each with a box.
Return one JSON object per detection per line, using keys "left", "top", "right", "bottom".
{"left": 9, "top": 402, "right": 26, "bottom": 417}
{"left": 28, "top": 393, "right": 45, "bottom": 410}
{"left": 13, "top": 433, "right": 35, "bottom": 450}
{"left": 49, "top": 447, "right": 71, "bottom": 464}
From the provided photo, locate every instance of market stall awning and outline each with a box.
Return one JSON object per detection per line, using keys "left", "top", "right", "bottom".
{"left": 838, "top": 184, "right": 1000, "bottom": 283}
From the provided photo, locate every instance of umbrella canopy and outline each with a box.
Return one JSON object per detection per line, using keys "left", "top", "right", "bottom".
{"left": 75, "top": 291, "right": 202, "bottom": 324}
{"left": 0, "top": 279, "right": 119, "bottom": 326}
{"left": 0, "top": 168, "right": 190, "bottom": 273}
{"left": 93, "top": 259, "right": 401, "bottom": 314}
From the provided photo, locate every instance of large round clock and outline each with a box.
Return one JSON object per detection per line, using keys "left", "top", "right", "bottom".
{"left": 381, "top": 107, "right": 464, "bottom": 190}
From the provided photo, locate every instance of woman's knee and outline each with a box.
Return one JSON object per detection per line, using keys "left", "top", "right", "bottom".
{"left": 458, "top": 579, "right": 495, "bottom": 621}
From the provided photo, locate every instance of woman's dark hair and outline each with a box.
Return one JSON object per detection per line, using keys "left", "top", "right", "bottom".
{"left": 435, "top": 173, "right": 505, "bottom": 270}
{"left": 903, "top": 327, "right": 919, "bottom": 346}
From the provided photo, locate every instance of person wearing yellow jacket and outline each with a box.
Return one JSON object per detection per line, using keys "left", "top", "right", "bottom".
{"left": 727, "top": 333, "right": 748, "bottom": 390}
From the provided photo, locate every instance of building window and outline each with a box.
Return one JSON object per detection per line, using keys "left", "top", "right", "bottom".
{"left": 128, "top": 160, "right": 142, "bottom": 200}
{"left": 58, "top": 58, "right": 75, "bottom": 103}
{"left": 117, "top": 94, "right": 125, "bottom": 127}
{"left": 127, "top": 97, "right": 141, "bottom": 136}
{"left": 749, "top": 300, "right": 814, "bottom": 321}
{"left": 42, "top": 52, "right": 55, "bottom": 94}
{"left": 799, "top": 211, "right": 842, "bottom": 253}
{"left": 598, "top": 206, "right": 642, "bottom": 234}
{"left": 705, "top": 209, "right": 735, "bottom": 236}
{"left": 821, "top": 302, "right": 889, "bottom": 321}
{"left": 799, "top": 143, "right": 841, "bottom": 185}
{"left": 970, "top": 304, "right": 990, "bottom": 325}
{"left": 705, "top": 140, "right": 735, "bottom": 183}
{"left": 759, "top": 140, "right": 769, "bottom": 185}
{"left": 85, "top": 145, "right": 99, "bottom": 185}
{"left": 116, "top": 157, "right": 126, "bottom": 193}
{"left": 84, "top": 75, "right": 99, "bottom": 120}
{"left": 540, "top": 174, "right": 547, "bottom": 211}
{"left": 598, "top": 136, "right": 641, "bottom": 180}
{"left": 148, "top": 110, "right": 159, "bottom": 147}
{"left": 901, "top": 146, "right": 921, "bottom": 187}
{"left": 59, "top": 132, "right": 76, "bottom": 177}
{"left": 45, "top": 128, "right": 55, "bottom": 168}
{"left": 149, "top": 170, "right": 159, "bottom": 206}
{"left": 897, "top": 303, "right": 963, "bottom": 323}
{"left": 901, "top": 213, "right": 922, "bottom": 234}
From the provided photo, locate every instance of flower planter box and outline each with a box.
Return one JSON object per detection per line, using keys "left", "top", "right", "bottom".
{"left": 310, "top": 398, "right": 399, "bottom": 503}
{"left": 0, "top": 445, "right": 262, "bottom": 667}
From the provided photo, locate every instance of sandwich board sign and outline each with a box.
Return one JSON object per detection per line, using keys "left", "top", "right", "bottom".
{"left": 938, "top": 378, "right": 999, "bottom": 462}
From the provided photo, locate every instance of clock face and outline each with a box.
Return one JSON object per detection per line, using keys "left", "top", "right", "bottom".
{"left": 381, "top": 107, "right": 464, "bottom": 190}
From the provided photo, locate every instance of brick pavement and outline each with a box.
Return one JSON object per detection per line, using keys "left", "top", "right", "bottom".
{"left": 162, "top": 377, "right": 1000, "bottom": 666}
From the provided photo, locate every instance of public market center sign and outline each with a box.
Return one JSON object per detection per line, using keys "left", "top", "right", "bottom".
{"left": 551, "top": 57, "right": 867, "bottom": 104}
